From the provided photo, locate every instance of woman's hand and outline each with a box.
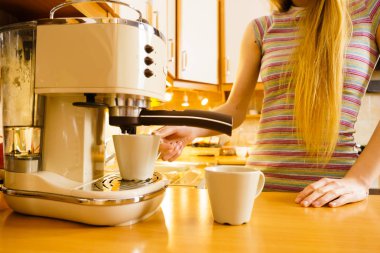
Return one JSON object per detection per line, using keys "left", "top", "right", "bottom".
{"left": 296, "top": 122, "right": 379, "bottom": 208}
{"left": 154, "top": 126, "right": 197, "bottom": 162}
{"left": 295, "top": 177, "right": 369, "bottom": 208}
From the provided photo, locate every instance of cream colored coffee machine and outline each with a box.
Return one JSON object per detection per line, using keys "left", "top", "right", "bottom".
{"left": 0, "top": 0, "right": 232, "bottom": 225}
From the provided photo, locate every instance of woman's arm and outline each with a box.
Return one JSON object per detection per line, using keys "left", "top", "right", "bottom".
{"left": 194, "top": 22, "right": 263, "bottom": 136}
{"left": 156, "top": 23, "right": 262, "bottom": 161}
{"left": 295, "top": 121, "right": 380, "bottom": 207}
{"left": 218, "top": 24, "right": 262, "bottom": 124}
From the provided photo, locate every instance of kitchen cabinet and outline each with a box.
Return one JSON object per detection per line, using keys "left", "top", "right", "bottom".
{"left": 151, "top": 0, "right": 167, "bottom": 38}
{"left": 151, "top": 0, "right": 176, "bottom": 78}
{"left": 174, "top": 0, "right": 270, "bottom": 87}
{"left": 177, "top": 0, "right": 219, "bottom": 85}
{"left": 221, "top": 0, "right": 271, "bottom": 84}
{"left": 166, "top": 0, "right": 176, "bottom": 77}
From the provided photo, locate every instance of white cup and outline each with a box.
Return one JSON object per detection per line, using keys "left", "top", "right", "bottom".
{"left": 112, "top": 134, "right": 161, "bottom": 181}
{"left": 205, "top": 165, "right": 265, "bottom": 225}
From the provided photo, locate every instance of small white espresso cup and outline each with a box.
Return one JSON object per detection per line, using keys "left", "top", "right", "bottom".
{"left": 205, "top": 165, "right": 265, "bottom": 225}
{"left": 112, "top": 134, "right": 161, "bottom": 181}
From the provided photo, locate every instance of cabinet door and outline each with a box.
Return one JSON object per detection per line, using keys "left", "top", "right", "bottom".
{"left": 222, "top": 0, "right": 270, "bottom": 84}
{"left": 177, "top": 0, "right": 219, "bottom": 84}
{"left": 151, "top": 0, "right": 176, "bottom": 78}
{"left": 166, "top": 0, "right": 176, "bottom": 77}
{"left": 151, "top": 0, "right": 168, "bottom": 36}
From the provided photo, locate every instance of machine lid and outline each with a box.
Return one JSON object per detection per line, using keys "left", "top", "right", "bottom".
{"left": 36, "top": 17, "right": 165, "bottom": 42}
{"left": 0, "top": 17, "right": 165, "bottom": 42}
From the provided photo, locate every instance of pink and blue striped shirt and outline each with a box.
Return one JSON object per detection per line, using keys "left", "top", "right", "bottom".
{"left": 247, "top": 0, "right": 380, "bottom": 191}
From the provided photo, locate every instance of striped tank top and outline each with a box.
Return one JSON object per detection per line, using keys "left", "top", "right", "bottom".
{"left": 246, "top": 0, "right": 380, "bottom": 191}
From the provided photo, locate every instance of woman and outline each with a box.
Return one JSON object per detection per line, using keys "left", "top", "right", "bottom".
{"left": 155, "top": 0, "right": 380, "bottom": 208}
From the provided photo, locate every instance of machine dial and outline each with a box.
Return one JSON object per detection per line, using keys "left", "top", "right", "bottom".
{"left": 144, "top": 57, "right": 154, "bottom": 65}
{"left": 144, "top": 45, "right": 154, "bottom": 53}
{"left": 144, "top": 69, "right": 154, "bottom": 78}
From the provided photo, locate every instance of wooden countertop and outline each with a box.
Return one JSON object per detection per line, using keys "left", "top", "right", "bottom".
{"left": 175, "top": 155, "right": 247, "bottom": 165}
{"left": 175, "top": 147, "right": 247, "bottom": 165}
{"left": 1, "top": 188, "right": 380, "bottom": 253}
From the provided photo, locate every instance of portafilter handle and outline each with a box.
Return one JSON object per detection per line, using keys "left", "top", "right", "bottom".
{"left": 109, "top": 109, "right": 233, "bottom": 136}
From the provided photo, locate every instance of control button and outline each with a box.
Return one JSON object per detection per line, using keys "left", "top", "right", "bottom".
{"left": 144, "top": 57, "right": 154, "bottom": 65}
{"left": 144, "top": 69, "right": 154, "bottom": 78}
{"left": 144, "top": 45, "right": 154, "bottom": 53}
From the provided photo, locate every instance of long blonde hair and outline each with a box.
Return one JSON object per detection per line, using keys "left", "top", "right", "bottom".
{"left": 270, "top": 0, "right": 352, "bottom": 162}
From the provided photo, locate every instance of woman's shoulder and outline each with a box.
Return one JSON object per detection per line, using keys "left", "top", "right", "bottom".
{"left": 250, "top": 15, "right": 273, "bottom": 43}
{"left": 350, "top": 0, "right": 380, "bottom": 29}
{"left": 251, "top": 15, "right": 273, "bottom": 30}
{"left": 350, "top": 0, "right": 380, "bottom": 17}
{"left": 351, "top": 0, "right": 379, "bottom": 7}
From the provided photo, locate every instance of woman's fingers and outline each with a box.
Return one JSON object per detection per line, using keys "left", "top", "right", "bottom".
{"left": 309, "top": 186, "right": 348, "bottom": 207}
{"left": 295, "top": 177, "right": 369, "bottom": 208}
{"left": 159, "top": 141, "right": 184, "bottom": 161}
{"left": 158, "top": 142, "right": 176, "bottom": 160}
{"left": 155, "top": 126, "right": 196, "bottom": 162}
{"left": 298, "top": 181, "right": 345, "bottom": 207}
{"left": 295, "top": 178, "right": 331, "bottom": 204}
{"left": 166, "top": 142, "right": 184, "bottom": 162}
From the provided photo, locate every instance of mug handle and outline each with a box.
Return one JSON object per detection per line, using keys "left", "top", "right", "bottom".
{"left": 254, "top": 171, "right": 265, "bottom": 198}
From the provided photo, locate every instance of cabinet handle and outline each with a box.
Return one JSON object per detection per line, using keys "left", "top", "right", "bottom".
{"left": 181, "top": 50, "right": 188, "bottom": 71}
{"left": 225, "top": 57, "right": 230, "bottom": 76}
{"left": 168, "top": 39, "right": 175, "bottom": 62}
{"left": 153, "top": 10, "right": 159, "bottom": 28}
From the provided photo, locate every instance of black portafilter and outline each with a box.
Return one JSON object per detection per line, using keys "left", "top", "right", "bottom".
{"left": 109, "top": 109, "right": 233, "bottom": 135}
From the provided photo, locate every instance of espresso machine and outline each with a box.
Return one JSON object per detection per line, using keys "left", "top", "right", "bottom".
{"left": 0, "top": 0, "right": 232, "bottom": 225}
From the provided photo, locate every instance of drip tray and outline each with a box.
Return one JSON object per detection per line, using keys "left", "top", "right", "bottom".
{"left": 77, "top": 172, "right": 162, "bottom": 192}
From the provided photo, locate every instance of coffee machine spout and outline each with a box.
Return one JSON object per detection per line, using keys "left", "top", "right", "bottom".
{"left": 109, "top": 109, "right": 233, "bottom": 135}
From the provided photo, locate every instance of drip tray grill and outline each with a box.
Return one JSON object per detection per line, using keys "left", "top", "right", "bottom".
{"left": 78, "top": 172, "right": 162, "bottom": 192}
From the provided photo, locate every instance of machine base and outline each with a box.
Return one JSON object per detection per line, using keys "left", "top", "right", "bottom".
{"left": 4, "top": 192, "right": 165, "bottom": 226}
{"left": 2, "top": 171, "right": 168, "bottom": 226}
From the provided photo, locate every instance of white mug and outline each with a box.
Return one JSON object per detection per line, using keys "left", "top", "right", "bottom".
{"left": 112, "top": 134, "right": 161, "bottom": 181}
{"left": 205, "top": 165, "right": 265, "bottom": 225}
